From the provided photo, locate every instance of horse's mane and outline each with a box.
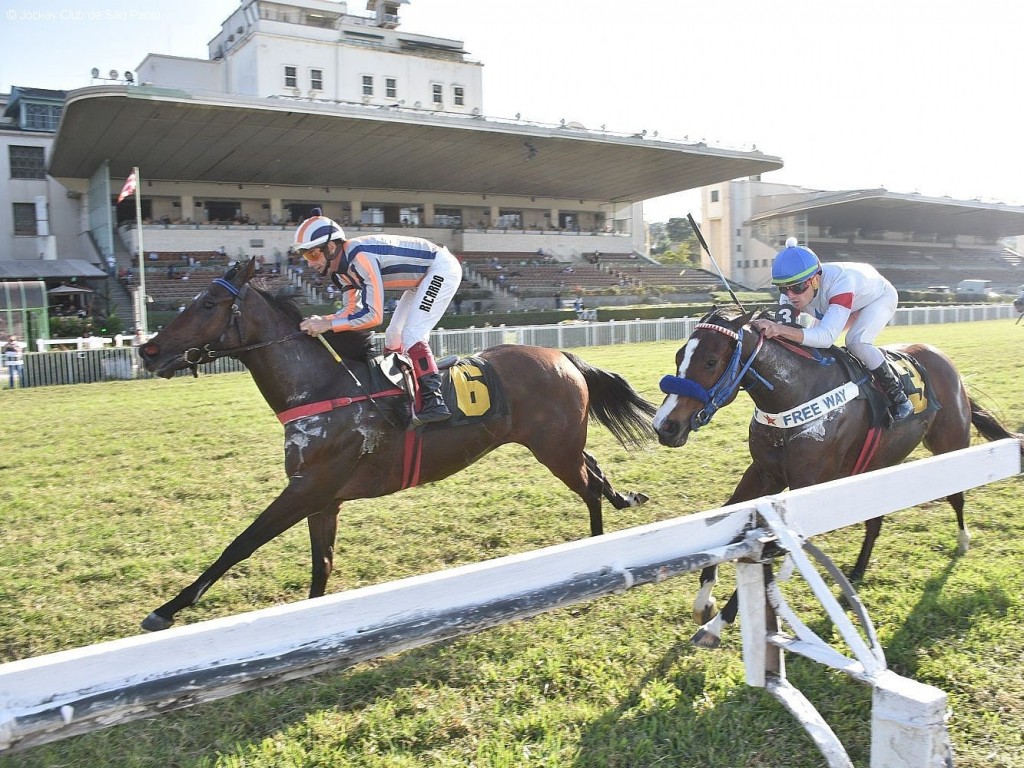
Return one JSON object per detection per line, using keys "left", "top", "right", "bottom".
{"left": 699, "top": 304, "right": 767, "bottom": 326}
{"left": 249, "top": 278, "right": 374, "bottom": 362}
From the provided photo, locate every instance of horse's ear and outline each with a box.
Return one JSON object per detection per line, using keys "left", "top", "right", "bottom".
{"left": 221, "top": 257, "right": 257, "bottom": 288}
{"left": 738, "top": 308, "right": 760, "bottom": 327}
{"left": 739, "top": 307, "right": 773, "bottom": 331}
{"left": 697, "top": 306, "right": 718, "bottom": 323}
{"left": 239, "top": 257, "right": 257, "bottom": 282}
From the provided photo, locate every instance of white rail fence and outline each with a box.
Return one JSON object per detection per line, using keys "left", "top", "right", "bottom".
{"left": 5, "top": 303, "right": 1018, "bottom": 388}
{"left": 0, "top": 440, "right": 1018, "bottom": 766}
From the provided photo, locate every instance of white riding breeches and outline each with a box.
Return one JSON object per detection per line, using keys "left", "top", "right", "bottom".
{"left": 845, "top": 282, "right": 898, "bottom": 370}
{"left": 384, "top": 247, "right": 462, "bottom": 352}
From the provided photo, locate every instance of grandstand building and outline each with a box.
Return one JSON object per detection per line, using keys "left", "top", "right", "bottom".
{"left": 2, "top": 0, "right": 777, "bottom": 271}
{"left": 701, "top": 178, "right": 1024, "bottom": 293}
{"left": 3, "top": 0, "right": 1023, "bottom": 335}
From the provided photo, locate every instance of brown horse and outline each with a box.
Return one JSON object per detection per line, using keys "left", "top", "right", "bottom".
{"left": 137, "top": 259, "right": 655, "bottom": 630}
{"left": 652, "top": 305, "right": 1022, "bottom": 647}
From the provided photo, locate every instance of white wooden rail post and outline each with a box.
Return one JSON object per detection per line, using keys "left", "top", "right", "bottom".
{"left": 0, "top": 440, "right": 1017, "bottom": 760}
{"left": 733, "top": 438, "right": 1021, "bottom": 768}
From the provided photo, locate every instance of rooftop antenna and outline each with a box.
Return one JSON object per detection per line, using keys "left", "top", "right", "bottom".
{"left": 687, "top": 212, "right": 744, "bottom": 311}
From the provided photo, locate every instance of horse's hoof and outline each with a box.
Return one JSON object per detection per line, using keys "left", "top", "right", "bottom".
{"left": 690, "top": 627, "right": 722, "bottom": 649}
{"left": 631, "top": 492, "right": 650, "bottom": 507}
{"left": 956, "top": 530, "right": 970, "bottom": 555}
{"left": 693, "top": 598, "right": 716, "bottom": 625}
{"left": 141, "top": 612, "right": 174, "bottom": 632}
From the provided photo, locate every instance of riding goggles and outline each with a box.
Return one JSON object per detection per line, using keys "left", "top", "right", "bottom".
{"left": 298, "top": 245, "right": 324, "bottom": 261}
{"left": 779, "top": 278, "right": 814, "bottom": 296}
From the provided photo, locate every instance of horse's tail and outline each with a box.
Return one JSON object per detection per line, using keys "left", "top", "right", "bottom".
{"left": 969, "top": 397, "right": 1024, "bottom": 456}
{"left": 563, "top": 351, "right": 657, "bottom": 450}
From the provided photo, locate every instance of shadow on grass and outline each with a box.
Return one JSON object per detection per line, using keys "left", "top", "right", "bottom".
{"left": 564, "top": 539, "right": 1014, "bottom": 768}
{"left": 877, "top": 556, "right": 1012, "bottom": 679}
{"left": 568, "top": 638, "right": 835, "bottom": 768}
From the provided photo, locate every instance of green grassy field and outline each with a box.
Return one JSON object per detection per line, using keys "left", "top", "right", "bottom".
{"left": 0, "top": 320, "right": 1020, "bottom": 767}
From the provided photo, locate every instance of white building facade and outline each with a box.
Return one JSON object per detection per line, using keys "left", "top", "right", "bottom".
{"left": 0, "top": 88, "right": 82, "bottom": 263}
{"left": 138, "top": 0, "right": 484, "bottom": 114}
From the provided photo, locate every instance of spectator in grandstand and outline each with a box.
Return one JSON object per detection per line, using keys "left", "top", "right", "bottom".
{"left": 292, "top": 209, "right": 462, "bottom": 426}
{"left": 750, "top": 237, "right": 913, "bottom": 423}
{"left": 3, "top": 335, "right": 23, "bottom": 388}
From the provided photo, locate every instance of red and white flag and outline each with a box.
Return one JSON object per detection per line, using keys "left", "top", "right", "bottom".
{"left": 116, "top": 170, "right": 137, "bottom": 203}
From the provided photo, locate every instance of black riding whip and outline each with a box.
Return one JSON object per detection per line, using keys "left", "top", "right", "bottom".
{"left": 687, "top": 212, "right": 745, "bottom": 311}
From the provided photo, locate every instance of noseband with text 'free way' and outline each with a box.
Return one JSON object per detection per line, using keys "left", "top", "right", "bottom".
{"left": 659, "top": 322, "right": 772, "bottom": 431}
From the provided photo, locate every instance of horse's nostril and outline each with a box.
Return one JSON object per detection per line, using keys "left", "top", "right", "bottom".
{"left": 140, "top": 343, "right": 159, "bottom": 358}
{"left": 658, "top": 420, "right": 678, "bottom": 437}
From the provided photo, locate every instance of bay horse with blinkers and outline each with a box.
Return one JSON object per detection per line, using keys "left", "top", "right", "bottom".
{"left": 137, "top": 259, "right": 655, "bottom": 630}
{"left": 653, "top": 305, "right": 1022, "bottom": 648}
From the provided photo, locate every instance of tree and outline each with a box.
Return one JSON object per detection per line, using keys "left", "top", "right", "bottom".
{"left": 649, "top": 216, "right": 699, "bottom": 266}
{"left": 665, "top": 217, "right": 693, "bottom": 243}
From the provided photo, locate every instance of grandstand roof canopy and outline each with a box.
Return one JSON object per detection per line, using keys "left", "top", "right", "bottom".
{"left": 48, "top": 86, "right": 783, "bottom": 204}
{"left": 0, "top": 260, "right": 107, "bottom": 280}
{"left": 749, "top": 188, "right": 1024, "bottom": 238}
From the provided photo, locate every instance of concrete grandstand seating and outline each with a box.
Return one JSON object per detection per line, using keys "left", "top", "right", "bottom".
{"left": 133, "top": 251, "right": 298, "bottom": 310}
{"left": 459, "top": 251, "right": 726, "bottom": 300}
{"left": 807, "top": 238, "right": 1022, "bottom": 290}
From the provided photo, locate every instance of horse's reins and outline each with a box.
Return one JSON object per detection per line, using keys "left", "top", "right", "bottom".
{"left": 661, "top": 318, "right": 888, "bottom": 478}
{"left": 180, "top": 279, "right": 304, "bottom": 373}
{"left": 191, "top": 278, "right": 406, "bottom": 429}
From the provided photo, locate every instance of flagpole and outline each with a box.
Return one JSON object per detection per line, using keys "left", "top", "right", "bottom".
{"left": 133, "top": 166, "right": 148, "bottom": 338}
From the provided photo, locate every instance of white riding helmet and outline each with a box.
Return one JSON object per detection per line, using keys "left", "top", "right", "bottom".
{"left": 292, "top": 208, "right": 345, "bottom": 252}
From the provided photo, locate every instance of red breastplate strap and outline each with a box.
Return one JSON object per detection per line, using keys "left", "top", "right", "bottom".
{"left": 276, "top": 388, "right": 404, "bottom": 425}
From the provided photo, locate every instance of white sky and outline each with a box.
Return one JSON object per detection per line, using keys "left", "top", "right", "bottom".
{"left": 2, "top": 0, "right": 1023, "bottom": 222}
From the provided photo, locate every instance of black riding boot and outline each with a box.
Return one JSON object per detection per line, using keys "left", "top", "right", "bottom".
{"left": 412, "top": 372, "right": 451, "bottom": 426}
{"left": 870, "top": 362, "right": 913, "bottom": 423}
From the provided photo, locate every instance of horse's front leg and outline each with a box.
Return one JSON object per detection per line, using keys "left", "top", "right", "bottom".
{"left": 848, "top": 516, "right": 882, "bottom": 583}
{"left": 693, "top": 565, "right": 719, "bottom": 625}
{"left": 308, "top": 502, "right": 341, "bottom": 598}
{"left": 142, "top": 473, "right": 342, "bottom": 631}
{"left": 691, "top": 461, "right": 784, "bottom": 648}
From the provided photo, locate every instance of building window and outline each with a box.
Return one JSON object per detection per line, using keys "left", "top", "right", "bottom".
{"left": 497, "top": 210, "right": 522, "bottom": 228}
{"left": 434, "top": 207, "right": 462, "bottom": 227}
{"left": 23, "top": 104, "right": 61, "bottom": 132}
{"left": 736, "top": 243, "right": 742, "bottom": 252}
{"left": 385, "top": 78, "right": 397, "bottom": 99}
{"left": 431, "top": 83, "right": 442, "bottom": 104}
{"left": 399, "top": 207, "right": 421, "bottom": 226}
{"left": 360, "top": 206, "right": 384, "bottom": 225}
{"left": 284, "top": 66, "right": 297, "bottom": 88}
{"left": 362, "top": 75, "right": 374, "bottom": 96}
{"left": 710, "top": 190, "right": 719, "bottom": 203}
{"left": 453, "top": 85, "right": 464, "bottom": 106}
{"left": 13, "top": 203, "right": 36, "bottom": 236}
{"left": 310, "top": 69, "right": 323, "bottom": 91}
{"left": 9, "top": 146, "right": 45, "bottom": 179}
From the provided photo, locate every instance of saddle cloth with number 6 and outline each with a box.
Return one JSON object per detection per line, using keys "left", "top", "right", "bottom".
{"left": 370, "top": 353, "right": 509, "bottom": 428}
